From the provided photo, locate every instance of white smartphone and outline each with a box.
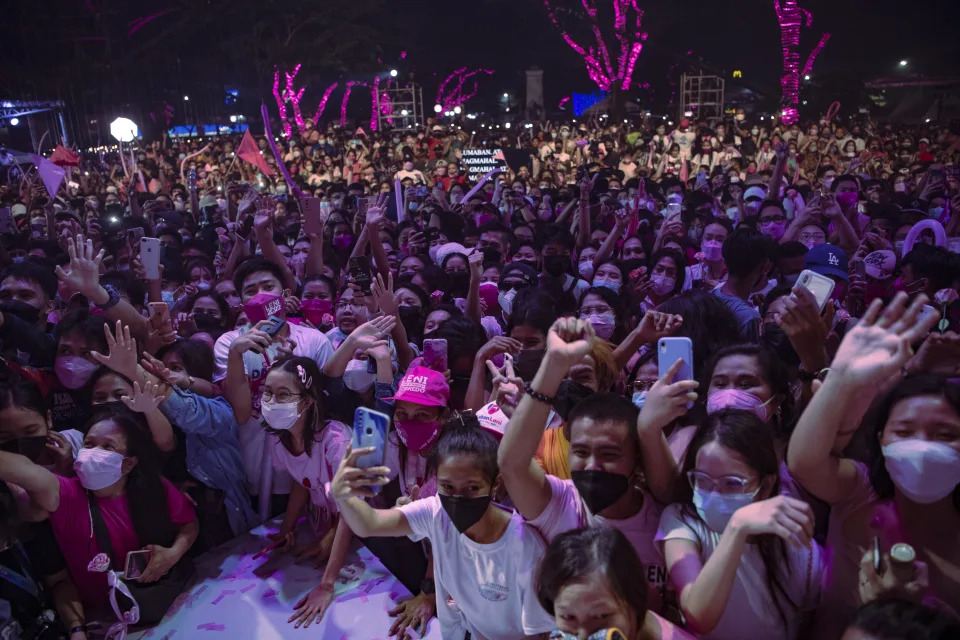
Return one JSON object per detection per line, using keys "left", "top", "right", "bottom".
{"left": 794, "top": 269, "right": 836, "bottom": 311}
{"left": 140, "top": 237, "right": 161, "bottom": 280}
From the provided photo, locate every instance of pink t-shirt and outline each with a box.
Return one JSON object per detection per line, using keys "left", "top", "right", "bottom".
{"left": 528, "top": 474, "right": 667, "bottom": 611}
{"left": 48, "top": 475, "right": 196, "bottom": 607}
{"left": 271, "top": 420, "right": 351, "bottom": 536}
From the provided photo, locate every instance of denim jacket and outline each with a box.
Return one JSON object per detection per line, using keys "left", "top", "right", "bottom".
{"left": 160, "top": 389, "right": 260, "bottom": 535}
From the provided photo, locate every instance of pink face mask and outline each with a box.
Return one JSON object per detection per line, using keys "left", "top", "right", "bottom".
{"left": 836, "top": 191, "right": 858, "bottom": 210}
{"left": 395, "top": 420, "right": 441, "bottom": 452}
{"left": 243, "top": 292, "right": 284, "bottom": 325}
{"left": 706, "top": 389, "right": 775, "bottom": 422}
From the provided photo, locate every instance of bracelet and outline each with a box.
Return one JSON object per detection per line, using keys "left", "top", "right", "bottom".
{"left": 95, "top": 284, "right": 122, "bottom": 311}
{"left": 524, "top": 382, "right": 555, "bottom": 405}
{"left": 68, "top": 624, "right": 87, "bottom": 635}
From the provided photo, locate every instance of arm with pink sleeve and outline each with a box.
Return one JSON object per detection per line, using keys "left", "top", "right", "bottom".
{"left": 526, "top": 475, "right": 586, "bottom": 543}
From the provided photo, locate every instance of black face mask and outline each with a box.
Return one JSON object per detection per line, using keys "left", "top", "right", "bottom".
{"left": 512, "top": 348, "right": 546, "bottom": 382}
{"left": 621, "top": 258, "right": 646, "bottom": 277}
{"left": 481, "top": 247, "right": 502, "bottom": 265}
{"left": 439, "top": 494, "right": 492, "bottom": 534}
{"left": 760, "top": 323, "right": 800, "bottom": 367}
{"left": 193, "top": 313, "right": 222, "bottom": 332}
{"left": 447, "top": 272, "right": 470, "bottom": 297}
{"left": 571, "top": 469, "right": 629, "bottom": 514}
{"left": 552, "top": 380, "right": 595, "bottom": 422}
{"left": 0, "top": 299, "right": 42, "bottom": 325}
{"left": 542, "top": 254, "right": 569, "bottom": 278}
{"left": 513, "top": 258, "right": 539, "bottom": 272}
{"left": 397, "top": 305, "right": 424, "bottom": 338}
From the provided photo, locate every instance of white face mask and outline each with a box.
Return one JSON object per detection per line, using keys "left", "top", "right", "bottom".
{"left": 74, "top": 447, "right": 126, "bottom": 491}
{"left": 343, "top": 359, "right": 375, "bottom": 393}
{"left": 261, "top": 399, "right": 304, "bottom": 431}
{"left": 693, "top": 486, "right": 759, "bottom": 533}
{"left": 498, "top": 288, "right": 518, "bottom": 316}
{"left": 883, "top": 440, "right": 960, "bottom": 504}
{"left": 650, "top": 274, "right": 675, "bottom": 296}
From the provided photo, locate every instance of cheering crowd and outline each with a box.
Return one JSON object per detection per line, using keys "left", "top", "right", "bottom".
{"left": 0, "top": 109, "right": 959, "bottom": 640}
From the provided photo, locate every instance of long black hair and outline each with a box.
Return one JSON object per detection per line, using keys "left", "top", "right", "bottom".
{"left": 426, "top": 412, "right": 497, "bottom": 485}
{"left": 264, "top": 356, "right": 328, "bottom": 456}
{"left": 679, "top": 409, "right": 797, "bottom": 631}
{"left": 863, "top": 375, "right": 960, "bottom": 511}
{"left": 85, "top": 406, "right": 177, "bottom": 549}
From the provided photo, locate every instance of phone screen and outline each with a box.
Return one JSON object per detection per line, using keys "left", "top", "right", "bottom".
{"left": 124, "top": 550, "right": 151, "bottom": 580}
{"left": 349, "top": 257, "right": 372, "bottom": 294}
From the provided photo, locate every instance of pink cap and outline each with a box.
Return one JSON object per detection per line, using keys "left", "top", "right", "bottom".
{"left": 385, "top": 366, "right": 449, "bottom": 407}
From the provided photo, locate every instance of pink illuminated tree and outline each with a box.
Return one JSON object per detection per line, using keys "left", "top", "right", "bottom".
{"left": 774, "top": 0, "right": 830, "bottom": 124}
{"left": 436, "top": 68, "right": 495, "bottom": 111}
{"left": 542, "top": 0, "right": 647, "bottom": 93}
{"left": 273, "top": 64, "right": 307, "bottom": 137}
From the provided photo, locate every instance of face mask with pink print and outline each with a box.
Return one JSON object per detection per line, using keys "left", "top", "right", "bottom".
{"left": 706, "top": 389, "right": 776, "bottom": 422}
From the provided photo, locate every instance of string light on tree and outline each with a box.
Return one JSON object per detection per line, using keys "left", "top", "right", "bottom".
{"left": 436, "top": 67, "right": 495, "bottom": 112}
{"left": 542, "top": 0, "right": 647, "bottom": 91}
{"left": 773, "top": 0, "right": 831, "bottom": 125}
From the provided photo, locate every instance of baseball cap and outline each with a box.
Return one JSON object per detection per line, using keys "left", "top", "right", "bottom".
{"left": 476, "top": 401, "right": 509, "bottom": 440}
{"left": 500, "top": 262, "right": 538, "bottom": 285}
{"left": 863, "top": 249, "right": 896, "bottom": 280}
{"left": 384, "top": 366, "right": 449, "bottom": 407}
{"left": 743, "top": 186, "right": 767, "bottom": 202}
{"left": 435, "top": 242, "right": 467, "bottom": 267}
{"left": 804, "top": 243, "right": 848, "bottom": 281}
{"left": 11, "top": 203, "right": 26, "bottom": 217}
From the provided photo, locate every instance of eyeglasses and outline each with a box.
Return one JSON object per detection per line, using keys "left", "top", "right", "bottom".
{"left": 336, "top": 300, "right": 367, "bottom": 310}
{"left": 798, "top": 232, "right": 826, "bottom": 242}
{"left": 498, "top": 280, "right": 532, "bottom": 292}
{"left": 760, "top": 216, "right": 786, "bottom": 224}
{"left": 580, "top": 305, "right": 613, "bottom": 316}
{"left": 262, "top": 390, "right": 302, "bottom": 404}
{"left": 686, "top": 470, "right": 756, "bottom": 495}
{"left": 630, "top": 379, "right": 656, "bottom": 393}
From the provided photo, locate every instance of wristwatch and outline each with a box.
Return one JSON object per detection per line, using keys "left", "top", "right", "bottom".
{"left": 95, "top": 284, "right": 122, "bottom": 311}
{"left": 419, "top": 578, "right": 436, "bottom": 595}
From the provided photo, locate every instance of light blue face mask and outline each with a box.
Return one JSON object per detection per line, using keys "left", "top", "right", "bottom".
{"left": 161, "top": 291, "right": 176, "bottom": 307}
{"left": 928, "top": 207, "right": 944, "bottom": 219}
{"left": 632, "top": 390, "right": 647, "bottom": 409}
{"left": 692, "top": 486, "right": 758, "bottom": 533}
{"left": 592, "top": 279, "right": 621, "bottom": 293}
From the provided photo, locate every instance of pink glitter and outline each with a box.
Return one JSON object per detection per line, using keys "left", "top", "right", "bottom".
{"left": 543, "top": 0, "right": 645, "bottom": 91}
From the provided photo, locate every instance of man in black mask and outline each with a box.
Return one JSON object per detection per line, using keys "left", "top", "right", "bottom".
{"left": 499, "top": 318, "right": 698, "bottom": 612}
{"left": 0, "top": 261, "right": 58, "bottom": 367}
{"left": 537, "top": 230, "right": 588, "bottom": 316}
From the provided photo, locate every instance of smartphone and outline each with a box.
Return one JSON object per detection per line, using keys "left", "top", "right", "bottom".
{"left": 665, "top": 202, "right": 682, "bottom": 218}
{"left": 302, "top": 197, "right": 324, "bottom": 237}
{"left": 127, "top": 227, "right": 144, "bottom": 246}
{"left": 124, "top": 549, "right": 152, "bottom": 580}
{"left": 147, "top": 302, "right": 171, "bottom": 333}
{"left": 140, "top": 238, "right": 161, "bottom": 279}
{"left": 352, "top": 407, "right": 390, "bottom": 494}
{"left": 854, "top": 261, "right": 866, "bottom": 279}
{"left": 0, "top": 207, "right": 14, "bottom": 235}
{"left": 415, "top": 186, "right": 429, "bottom": 198}
{"left": 424, "top": 227, "right": 440, "bottom": 243}
{"left": 349, "top": 256, "right": 372, "bottom": 294}
{"left": 423, "top": 338, "right": 448, "bottom": 372}
{"left": 239, "top": 215, "right": 255, "bottom": 239}
{"left": 794, "top": 269, "right": 836, "bottom": 311}
{"left": 261, "top": 315, "right": 286, "bottom": 337}
{"left": 658, "top": 337, "right": 693, "bottom": 384}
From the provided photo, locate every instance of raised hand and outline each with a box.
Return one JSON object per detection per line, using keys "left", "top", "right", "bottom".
{"left": 636, "top": 358, "right": 699, "bottom": 433}
{"left": 91, "top": 320, "right": 139, "bottom": 380}
{"left": 476, "top": 336, "right": 522, "bottom": 362}
{"left": 331, "top": 445, "right": 392, "bottom": 501}
{"left": 54, "top": 234, "right": 105, "bottom": 298}
{"left": 371, "top": 273, "right": 400, "bottom": 316}
{"left": 729, "top": 495, "right": 814, "bottom": 547}
{"left": 777, "top": 287, "right": 833, "bottom": 367}
{"left": 546, "top": 317, "right": 595, "bottom": 369}
{"left": 467, "top": 249, "right": 484, "bottom": 278}
{"left": 907, "top": 331, "right": 960, "bottom": 376}
{"left": 830, "top": 292, "right": 938, "bottom": 386}
{"left": 121, "top": 381, "right": 165, "bottom": 414}
{"left": 634, "top": 310, "right": 683, "bottom": 345}
{"left": 346, "top": 316, "right": 396, "bottom": 352}
{"left": 140, "top": 353, "right": 189, "bottom": 388}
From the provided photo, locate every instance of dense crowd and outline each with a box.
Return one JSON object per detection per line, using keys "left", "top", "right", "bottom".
{"left": 0, "top": 110, "right": 959, "bottom": 640}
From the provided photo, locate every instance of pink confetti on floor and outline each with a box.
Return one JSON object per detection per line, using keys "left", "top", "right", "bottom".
{"left": 240, "top": 584, "right": 256, "bottom": 593}
{"left": 210, "top": 589, "right": 236, "bottom": 605}
{"left": 197, "top": 623, "right": 226, "bottom": 631}
{"left": 262, "top": 588, "right": 278, "bottom": 599}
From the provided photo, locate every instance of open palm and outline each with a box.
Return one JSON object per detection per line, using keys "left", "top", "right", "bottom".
{"left": 54, "top": 234, "right": 104, "bottom": 298}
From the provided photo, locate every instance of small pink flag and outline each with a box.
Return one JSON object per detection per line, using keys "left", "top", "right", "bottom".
{"left": 31, "top": 154, "right": 66, "bottom": 199}
{"left": 237, "top": 130, "right": 275, "bottom": 176}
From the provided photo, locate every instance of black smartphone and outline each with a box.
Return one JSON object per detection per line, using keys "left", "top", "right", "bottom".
{"left": 349, "top": 256, "right": 372, "bottom": 294}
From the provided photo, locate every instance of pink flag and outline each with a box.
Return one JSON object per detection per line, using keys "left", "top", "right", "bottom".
{"left": 49, "top": 145, "right": 80, "bottom": 167}
{"left": 31, "top": 154, "right": 66, "bottom": 199}
{"left": 237, "top": 130, "right": 275, "bottom": 176}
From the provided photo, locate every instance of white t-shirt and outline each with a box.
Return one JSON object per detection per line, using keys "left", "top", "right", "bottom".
{"left": 528, "top": 474, "right": 668, "bottom": 610}
{"left": 656, "top": 503, "right": 823, "bottom": 640}
{"left": 398, "top": 496, "right": 554, "bottom": 640}
{"left": 271, "top": 420, "right": 351, "bottom": 536}
{"left": 213, "top": 322, "right": 334, "bottom": 495}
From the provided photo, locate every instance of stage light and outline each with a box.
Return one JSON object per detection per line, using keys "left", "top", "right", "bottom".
{"left": 899, "top": 60, "right": 908, "bottom": 67}
{"left": 683, "top": 111, "right": 692, "bottom": 117}
{"left": 401, "top": 109, "right": 409, "bottom": 116}
{"left": 390, "top": 69, "right": 398, "bottom": 77}
{"left": 453, "top": 106, "right": 462, "bottom": 114}
{"left": 804, "top": 75, "right": 810, "bottom": 81}
{"left": 9, "top": 118, "right": 18, "bottom": 126}
{"left": 434, "top": 104, "right": 442, "bottom": 113}
{"left": 503, "top": 93, "right": 509, "bottom": 98}
{"left": 183, "top": 95, "right": 190, "bottom": 101}
{"left": 229, "top": 115, "right": 237, "bottom": 123}
{"left": 926, "top": 118, "right": 931, "bottom": 123}
{"left": 109, "top": 117, "right": 139, "bottom": 142}
{"left": 505, "top": 122, "right": 511, "bottom": 129}
{"left": 667, "top": 121, "right": 673, "bottom": 126}
{"left": 1, "top": 102, "right": 11, "bottom": 108}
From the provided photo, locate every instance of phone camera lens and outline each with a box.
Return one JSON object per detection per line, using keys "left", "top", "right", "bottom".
{"left": 366, "top": 427, "right": 373, "bottom": 434}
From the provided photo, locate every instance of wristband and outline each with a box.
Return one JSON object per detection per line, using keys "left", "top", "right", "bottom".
{"left": 524, "top": 382, "right": 555, "bottom": 405}
{"left": 68, "top": 625, "right": 87, "bottom": 635}
{"left": 95, "top": 285, "right": 122, "bottom": 311}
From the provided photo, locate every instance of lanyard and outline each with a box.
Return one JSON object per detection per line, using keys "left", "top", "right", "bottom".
{"left": 0, "top": 544, "right": 40, "bottom": 599}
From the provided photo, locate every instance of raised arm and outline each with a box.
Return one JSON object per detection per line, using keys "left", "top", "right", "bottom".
{"left": 464, "top": 250, "right": 483, "bottom": 323}
{"left": 787, "top": 293, "right": 937, "bottom": 504}
{"left": 0, "top": 450, "right": 60, "bottom": 516}
{"left": 612, "top": 311, "right": 682, "bottom": 371}
{"left": 252, "top": 210, "right": 296, "bottom": 291}
{"left": 331, "top": 446, "right": 412, "bottom": 538}
{"left": 222, "top": 328, "right": 272, "bottom": 423}
{"left": 322, "top": 316, "right": 395, "bottom": 378}
{"left": 499, "top": 318, "right": 595, "bottom": 521}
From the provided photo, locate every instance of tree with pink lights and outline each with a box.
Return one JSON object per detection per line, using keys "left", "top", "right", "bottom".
{"left": 773, "top": 0, "right": 830, "bottom": 125}
{"left": 542, "top": 0, "right": 647, "bottom": 105}
{"left": 435, "top": 68, "right": 495, "bottom": 112}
